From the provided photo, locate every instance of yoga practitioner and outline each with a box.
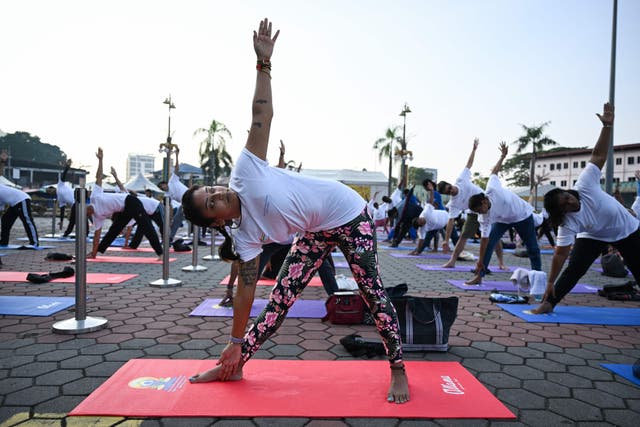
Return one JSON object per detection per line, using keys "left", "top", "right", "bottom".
{"left": 0, "top": 184, "right": 39, "bottom": 246}
{"left": 532, "top": 103, "right": 640, "bottom": 314}
{"left": 182, "top": 18, "right": 409, "bottom": 403}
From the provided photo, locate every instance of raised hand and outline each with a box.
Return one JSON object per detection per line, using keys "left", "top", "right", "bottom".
{"left": 96, "top": 147, "right": 103, "bottom": 160}
{"left": 110, "top": 166, "right": 118, "bottom": 177}
{"left": 473, "top": 138, "right": 479, "bottom": 150}
{"left": 596, "top": 102, "right": 614, "bottom": 126}
{"left": 498, "top": 141, "right": 508, "bottom": 157}
{"left": 253, "top": 18, "right": 279, "bottom": 60}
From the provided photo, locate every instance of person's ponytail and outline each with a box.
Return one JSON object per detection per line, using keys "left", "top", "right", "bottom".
{"left": 215, "top": 226, "right": 240, "bottom": 262}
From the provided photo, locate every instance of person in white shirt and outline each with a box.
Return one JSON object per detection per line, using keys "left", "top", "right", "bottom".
{"left": 158, "top": 147, "right": 189, "bottom": 243}
{"left": 632, "top": 170, "right": 640, "bottom": 218}
{"left": 87, "top": 148, "right": 163, "bottom": 258}
{"left": 437, "top": 139, "right": 505, "bottom": 270}
{"left": 0, "top": 185, "right": 39, "bottom": 246}
{"left": 465, "top": 142, "right": 541, "bottom": 285}
{"left": 408, "top": 203, "right": 455, "bottom": 255}
{"left": 181, "top": 19, "right": 409, "bottom": 404}
{"left": 56, "top": 160, "right": 75, "bottom": 233}
{"left": 532, "top": 103, "right": 640, "bottom": 314}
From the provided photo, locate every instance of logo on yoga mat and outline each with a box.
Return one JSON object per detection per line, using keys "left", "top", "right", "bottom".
{"left": 37, "top": 302, "right": 62, "bottom": 310}
{"left": 128, "top": 376, "right": 187, "bottom": 392}
{"left": 440, "top": 376, "right": 465, "bottom": 395}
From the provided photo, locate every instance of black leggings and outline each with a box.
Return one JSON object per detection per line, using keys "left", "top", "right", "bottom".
{"left": 0, "top": 200, "right": 39, "bottom": 246}
{"left": 97, "top": 196, "right": 163, "bottom": 255}
{"left": 548, "top": 227, "right": 640, "bottom": 306}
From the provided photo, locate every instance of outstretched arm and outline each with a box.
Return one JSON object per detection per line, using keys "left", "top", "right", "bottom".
{"left": 590, "top": 102, "right": 614, "bottom": 170}
{"left": 490, "top": 142, "right": 508, "bottom": 176}
{"left": 465, "top": 138, "right": 479, "bottom": 169}
{"left": 95, "top": 148, "right": 103, "bottom": 186}
{"left": 174, "top": 146, "right": 180, "bottom": 175}
{"left": 110, "top": 167, "right": 126, "bottom": 192}
{"left": 245, "top": 18, "right": 280, "bottom": 161}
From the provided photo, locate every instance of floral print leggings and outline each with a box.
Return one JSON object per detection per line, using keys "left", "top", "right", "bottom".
{"left": 241, "top": 209, "right": 404, "bottom": 364}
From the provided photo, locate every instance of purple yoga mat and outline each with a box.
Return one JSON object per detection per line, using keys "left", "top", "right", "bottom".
{"left": 391, "top": 252, "right": 452, "bottom": 260}
{"left": 592, "top": 267, "right": 630, "bottom": 276}
{"left": 417, "top": 264, "right": 515, "bottom": 273}
{"left": 334, "top": 261, "right": 350, "bottom": 268}
{"left": 379, "top": 245, "right": 415, "bottom": 250}
{"left": 190, "top": 299, "right": 327, "bottom": 318}
{"left": 447, "top": 280, "right": 599, "bottom": 294}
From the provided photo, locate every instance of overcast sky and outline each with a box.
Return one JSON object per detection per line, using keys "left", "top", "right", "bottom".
{"left": 1, "top": 0, "right": 638, "bottom": 187}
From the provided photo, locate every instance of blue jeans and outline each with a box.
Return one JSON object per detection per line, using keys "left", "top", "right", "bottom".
{"left": 482, "top": 214, "right": 541, "bottom": 272}
{"left": 417, "top": 227, "right": 459, "bottom": 254}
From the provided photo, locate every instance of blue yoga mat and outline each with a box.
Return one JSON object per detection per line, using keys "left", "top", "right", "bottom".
{"left": 600, "top": 364, "right": 640, "bottom": 386}
{"left": 18, "top": 236, "right": 76, "bottom": 242}
{"left": 0, "top": 296, "right": 75, "bottom": 316}
{"left": 190, "top": 298, "right": 327, "bottom": 318}
{"left": 498, "top": 304, "right": 640, "bottom": 325}
{"left": 503, "top": 248, "right": 555, "bottom": 255}
{"left": 0, "top": 245, "right": 56, "bottom": 250}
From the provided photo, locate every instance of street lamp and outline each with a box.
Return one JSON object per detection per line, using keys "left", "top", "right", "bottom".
{"left": 399, "top": 103, "right": 411, "bottom": 185}
{"left": 159, "top": 95, "right": 177, "bottom": 182}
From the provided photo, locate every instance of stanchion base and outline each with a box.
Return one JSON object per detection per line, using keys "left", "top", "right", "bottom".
{"left": 149, "top": 278, "right": 183, "bottom": 287}
{"left": 202, "top": 254, "right": 220, "bottom": 261}
{"left": 52, "top": 317, "right": 109, "bottom": 334}
{"left": 182, "top": 265, "right": 208, "bottom": 272}
{"left": 44, "top": 233, "right": 63, "bottom": 238}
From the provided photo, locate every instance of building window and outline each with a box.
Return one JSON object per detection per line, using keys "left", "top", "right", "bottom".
{"left": 550, "top": 164, "right": 555, "bottom": 171}
{"left": 628, "top": 157, "right": 635, "bottom": 165}
{"left": 630, "top": 177, "right": 636, "bottom": 182}
{"left": 560, "top": 180, "right": 567, "bottom": 187}
{"left": 581, "top": 161, "right": 586, "bottom": 168}
{"left": 563, "top": 162, "right": 568, "bottom": 169}
{"left": 637, "top": 156, "right": 640, "bottom": 163}
{"left": 556, "top": 163, "right": 561, "bottom": 170}
{"left": 550, "top": 180, "right": 556, "bottom": 186}
{"left": 573, "top": 180, "right": 577, "bottom": 185}
{"left": 573, "top": 161, "right": 578, "bottom": 168}
{"left": 616, "top": 158, "right": 622, "bottom": 165}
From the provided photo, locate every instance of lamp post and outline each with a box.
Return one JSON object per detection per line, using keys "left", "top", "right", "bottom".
{"left": 399, "top": 103, "right": 411, "bottom": 185}
{"left": 160, "top": 95, "right": 176, "bottom": 182}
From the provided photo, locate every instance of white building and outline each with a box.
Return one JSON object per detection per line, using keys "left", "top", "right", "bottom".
{"left": 126, "top": 154, "right": 155, "bottom": 180}
{"left": 535, "top": 143, "right": 640, "bottom": 189}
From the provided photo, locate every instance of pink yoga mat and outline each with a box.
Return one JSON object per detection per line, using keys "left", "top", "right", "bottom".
{"left": 87, "top": 256, "right": 176, "bottom": 264}
{"left": 219, "top": 275, "right": 323, "bottom": 287}
{"left": 0, "top": 271, "right": 138, "bottom": 284}
{"left": 417, "top": 264, "right": 515, "bottom": 273}
{"left": 69, "top": 359, "right": 515, "bottom": 419}
{"left": 108, "top": 247, "right": 175, "bottom": 253}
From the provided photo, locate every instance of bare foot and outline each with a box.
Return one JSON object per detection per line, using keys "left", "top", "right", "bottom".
{"left": 499, "top": 264, "right": 508, "bottom": 270}
{"left": 464, "top": 274, "right": 482, "bottom": 285}
{"left": 189, "top": 364, "right": 243, "bottom": 383}
{"left": 387, "top": 364, "right": 410, "bottom": 404}
{"left": 530, "top": 301, "right": 553, "bottom": 314}
{"left": 441, "top": 261, "right": 456, "bottom": 268}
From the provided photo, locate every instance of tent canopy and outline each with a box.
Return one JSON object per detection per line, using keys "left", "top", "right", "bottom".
{"left": 124, "top": 173, "right": 163, "bottom": 193}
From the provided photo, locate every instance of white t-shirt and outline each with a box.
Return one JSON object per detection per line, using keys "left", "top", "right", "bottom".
{"left": 56, "top": 181, "right": 74, "bottom": 207}
{"left": 390, "top": 188, "right": 403, "bottom": 208}
{"left": 89, "top": 185, "right": 128, "bottom": 230}
{"left": 373, "top": 203, "right": 387, "bottom": 222}
{"left": 416, "top": 204, "right": 449, "bottom": 239}
{"left": 478, "top": 174, "right": 533, "bottom": 238}
{"left": 138, "top": 195, "right": 160, "bottom": 215}
{"left": 448, "top": 168, "right": 484, "bottom": 219}
{"left": 556, "top": 162, "right": 640, "bottom": 246}
{"left": 0, "top": 185, "right": 30, "bottom": 207}
{"left": 168, "top": 173, "right": 188, "bottom": 203}
{"left": 230, "top": 148, "right": 366, "bottom": 261}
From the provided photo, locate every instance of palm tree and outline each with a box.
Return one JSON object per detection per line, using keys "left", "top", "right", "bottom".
{"left": 194, "top": 119, "right": 233, "bottom": 185}
{"left": 373, "top": 126, "right": 402, "bottom": 195}
{"left": 513, "top": 122, "right": 557, "bottom": 205}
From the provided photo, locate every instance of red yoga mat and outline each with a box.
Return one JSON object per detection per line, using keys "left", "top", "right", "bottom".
{"left": 69, "top": 359, "right": 515, "bottom": 419}
{"left": 108, "top": 247, "right": 175, "bottom": 253}
{"left": 219, "top": 274, "right": 324, "bottom": 287}
{"left": 0, "top": 271, "right": 138, "bottom": 284}
{"left": 87, "top": 256, "right": 176, "bottom": 264}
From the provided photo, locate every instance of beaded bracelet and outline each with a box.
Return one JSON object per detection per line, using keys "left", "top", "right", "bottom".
{"left": 256, "top": 59, "right": 271, "bottom": 71}
{"left": 229, "top": 335, "right": 244, "bottom": 345}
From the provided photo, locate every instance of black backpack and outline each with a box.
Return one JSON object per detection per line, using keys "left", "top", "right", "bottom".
{"left": 600, "top": 253, "right": 629, "bottom": 278}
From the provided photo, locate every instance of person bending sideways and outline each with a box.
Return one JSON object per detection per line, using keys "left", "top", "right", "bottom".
{"left": 465, "top": 142, "right": 541, "bottom": 285}
{"left": 0, "top": 184, "right": 39, "bottom": 246}
{"left": 181, "top": 19, "right": 409, "bottom": 403}
{"left": 532, "top": 103, "right": 640, "bottom": 314}
{"left": 438, "top": 138, "right": 505, "bottom": 270}
{"left": 86, "top": 148, "right": 163, "bottom": 258}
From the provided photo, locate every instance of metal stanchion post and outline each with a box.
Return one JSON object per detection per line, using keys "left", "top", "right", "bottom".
{"left": 53, "top": 188, "right": 108, "bottom": 334}
{"left": 182, "top": 225, "right": 207, "bottom": 272}
{"left": 151, "top": 196, "right": 182, "bottom": 287}
{"left": 202, "top": 228, "right": 220, "bottom": 261}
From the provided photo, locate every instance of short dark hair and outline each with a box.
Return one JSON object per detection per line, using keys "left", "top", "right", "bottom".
{"left": 437, "top": 181, "right": 450, "bottom": 194}
{"left": 411, "top": 217, "right": 421, "bottom": 229}
{"left": 422, "top": 178, "right": 434, "bottom": 188}
{"left": 381, "top": 196, "right": 392, "bottom": 203}
{"left": 468, "top": 193, "right": 487, "bottom": 211}
{"left": 157, "top": 181, "right": 168, "bottom": 187}
{"left": 544, "top": 188, "right": 580, "bottom": 228}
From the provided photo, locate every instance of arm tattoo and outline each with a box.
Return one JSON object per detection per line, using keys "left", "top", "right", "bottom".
{"left": 255, "top": 99, "right": 268, "bottom": 104}
{"left": 252, "top": 122, "right": 262, "bottom": 128}
{"left": 239, "top": 258, "right": 258, "bottom": 288}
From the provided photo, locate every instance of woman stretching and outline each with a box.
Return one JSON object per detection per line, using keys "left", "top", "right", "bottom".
{"left": 182, "top": 18, "right": 409, "bottom": 403}
{"left": 532, "top": 103, "right": 640, "bottom": 314}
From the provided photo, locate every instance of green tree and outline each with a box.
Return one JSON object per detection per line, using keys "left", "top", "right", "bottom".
{"left": 502, "top": 152, "right": 532, "bottom": 187}
{"left": 194, "top": 119, "right": 233, "bottom": 185}
{"left": 373, "top": 126, "right": 402, "bottom": 195}
{"left": 472, "top": 172, "right": 489, "bottom": 189}
{"left": 0, "top": 132, "right": 68, "bottom": 165}
{"left": 513, "top": 122, "right": 558, "bottom": 188}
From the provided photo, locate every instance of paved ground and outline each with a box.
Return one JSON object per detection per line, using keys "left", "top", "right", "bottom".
{"left": 0, "top": 217, "right": 639, "bottom": 426}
